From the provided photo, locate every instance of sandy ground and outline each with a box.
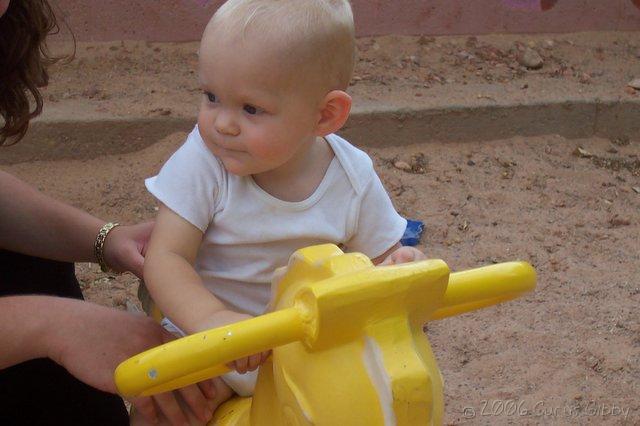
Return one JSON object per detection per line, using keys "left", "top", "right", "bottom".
{"left": 3, "top": 33, "right": 640, "bottom": 424}
{"left": 41, "top": 31, "right": 640, "bottom": 119}
{"left": 5, "top": 132, "right": 639, "bottom": 425}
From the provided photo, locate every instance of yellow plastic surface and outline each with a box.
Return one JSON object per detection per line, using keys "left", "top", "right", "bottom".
{"left": 115, "top": 244, "right": 536, "bottom": 425}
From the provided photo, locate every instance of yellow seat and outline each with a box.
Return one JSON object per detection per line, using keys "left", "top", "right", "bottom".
{"left": 116, "top": 244, "right": 536, "bottom": 425}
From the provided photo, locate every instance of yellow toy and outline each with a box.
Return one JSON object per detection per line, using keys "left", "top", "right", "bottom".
{"left": 116, "top": 244, "right": 535, "bottom": 425}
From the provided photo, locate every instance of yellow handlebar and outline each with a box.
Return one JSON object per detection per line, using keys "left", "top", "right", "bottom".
{"left": 115, "top": 259, "right": 535, "bottom": 398}
{"left": 115, "top": 308, "right": 308, "bottom": 397}
{"left": 430, "top": 261, "right": 536, "bottom": 320}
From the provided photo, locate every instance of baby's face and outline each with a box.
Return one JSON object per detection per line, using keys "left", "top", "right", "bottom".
{"left": 196, "top": 31, "right": 321, "bottom": 177}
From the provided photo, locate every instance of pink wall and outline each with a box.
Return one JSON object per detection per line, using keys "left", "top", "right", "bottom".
{"left": 54, "top": 0, "right": 640, "bottom": 42}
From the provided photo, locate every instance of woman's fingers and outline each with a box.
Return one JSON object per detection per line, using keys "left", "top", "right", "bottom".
{"left": 178, "top": 384, "right": 213, "bottom": 423}
{"left": 198, "top": 379, "right": 217, "bottom": 400}
{"left": 153, "top": 392, "right": 189, "bottom": 426}
{"left": 131, "top": 396, "right": 159, "bottom": 425}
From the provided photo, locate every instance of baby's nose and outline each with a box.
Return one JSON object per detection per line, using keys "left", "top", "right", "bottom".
{"left": 214, "top": 110, "right": 240, "bottom": 136}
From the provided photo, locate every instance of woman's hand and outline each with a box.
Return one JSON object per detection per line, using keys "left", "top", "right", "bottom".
{"left": 43, "top": 297, "right": 215, "bottom": 425}
{"left": 103, "top": 222, "right": 154, "bottom": 278}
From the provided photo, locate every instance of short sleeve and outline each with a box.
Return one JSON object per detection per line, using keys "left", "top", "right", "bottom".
{"left": 145, "top": 127, "right": 225, "bottom": 232}
{"left": 345, "top": 173, "right": 407, "bottom": 259}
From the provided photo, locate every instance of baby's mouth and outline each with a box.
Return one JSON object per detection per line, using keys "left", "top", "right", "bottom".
{"left": 213, "top": 139, "right": 243, "bottom": 153}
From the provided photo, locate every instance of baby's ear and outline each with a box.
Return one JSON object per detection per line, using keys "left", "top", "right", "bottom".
{"left": 315, "top": 90, "right": 352, "bottom": 136}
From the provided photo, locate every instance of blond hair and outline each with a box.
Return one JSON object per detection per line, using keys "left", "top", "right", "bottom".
{"left": 206, "top": 0, "right": 355, "bottom": 93}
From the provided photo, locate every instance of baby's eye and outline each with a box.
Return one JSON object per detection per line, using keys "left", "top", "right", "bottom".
{"left": 243, "top": 104, "right": 262, "bottom": 115}
{"left": 205, "top": 92, "right": 217, "bottom": 103}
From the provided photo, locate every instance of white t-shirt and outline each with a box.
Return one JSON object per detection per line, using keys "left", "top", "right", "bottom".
{"left": 145, "top": 126, "right": 406, "bottom": 316}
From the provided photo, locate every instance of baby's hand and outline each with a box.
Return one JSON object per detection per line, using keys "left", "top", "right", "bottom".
{"left": 379, "top": 246, "right": 426, "bottom": 266}
{"left": 197, "top": 310, "right": 271, "bottom": 374}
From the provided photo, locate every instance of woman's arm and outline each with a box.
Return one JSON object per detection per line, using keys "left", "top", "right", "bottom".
{"left": 0, "top": 170, "right": 152, "bottom": 276}
{"left": 0, "top": 295, "right": 216, "bottom": 424}
{"left": 0, "top": 295, "right": 165, "bottom": 388}
{"left": 0, "top": 170, "right": 104, "bottom": 262}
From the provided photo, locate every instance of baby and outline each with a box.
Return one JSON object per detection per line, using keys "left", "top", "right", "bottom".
{"left": 142, "top": 0, "right": 425, "bottom": 422}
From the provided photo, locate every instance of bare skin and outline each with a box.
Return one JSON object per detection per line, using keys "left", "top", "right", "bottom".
{"left": 0, "top": 171, "right": 216, "bottom": 425}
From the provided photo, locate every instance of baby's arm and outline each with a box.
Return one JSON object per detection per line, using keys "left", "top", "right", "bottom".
{"left": 144, "top": 205, "right": 268, "bottom": 372}
{"left": 144, "top": 204, "right": 228, "bottom": 335}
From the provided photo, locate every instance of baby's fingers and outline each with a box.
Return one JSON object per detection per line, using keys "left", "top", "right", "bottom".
{"left": 405, "top": 247, "right": 426, "bottom": 262}
{"left": 233, "top": 356, "right": 250, "bottom": 374}
{"left": 382, "top": 247, "right": 426, "bottom": 266}
{"left": 260, "top": 350, "right": 271, "bottom": 364}
{"left": 247, "top": 353, "right": 263, "bottom": 371}
{"left": 249, "top": 350, "right": 271, "bottom": 371}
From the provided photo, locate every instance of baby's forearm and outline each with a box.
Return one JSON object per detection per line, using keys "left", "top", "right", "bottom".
{"left": 144, "top": 250, "right": 228, "bottom": 335}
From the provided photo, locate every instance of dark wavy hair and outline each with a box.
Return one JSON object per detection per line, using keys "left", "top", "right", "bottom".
{"left": 0, "top": 0, "right": 69, "bottom": 145}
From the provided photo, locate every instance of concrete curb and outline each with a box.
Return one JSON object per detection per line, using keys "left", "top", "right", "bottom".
{"left": 3, "top": 98, "right": 639, "bottom": 165}
{"left": 342, "top": 98, "right": 640, "bottom": 147}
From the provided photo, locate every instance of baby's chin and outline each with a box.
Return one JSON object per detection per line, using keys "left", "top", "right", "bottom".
{"left": 219, "top": 158, "right": 254, "bottom": 177}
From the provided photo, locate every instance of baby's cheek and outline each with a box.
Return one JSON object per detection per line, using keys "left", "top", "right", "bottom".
{"left": 197, "top": 112, "right": 216, "bottom": 143}
{"left": 248, "top": 135, "right": 283, "bottom": 159}
{"left": 197, "top": 109, "right": 212, "bottom": 133}
{"left": 196, "top": 132, "right": 217, "bottom": 158}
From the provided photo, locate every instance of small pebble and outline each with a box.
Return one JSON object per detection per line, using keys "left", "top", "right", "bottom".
{"left": 408, "top": 55, "right": 420, "bottom": 66}
{"left": 393, "top": 161, "right": 412, "bottom": 172}
{"left": 627, "top": 78, "right": 640, "bottom": 90}
{"left": 456, "top": 50, "right": 474, "bottom": 61}
{"left": 112, "top": 294, "right": 127, "bottom": 306}
{"left": 417, "top": 36, "right": 435, "bottom": 45}
{"left": 82, "top": 85, "right": 100, "bottom": 99}
{"left": 579, "top": 73, "right": 591, "bottom": 84}
{"left": 517, "top": 48, "right": 544, "bottom": 69}
{"left": 609, "top": 216, "right": 631, "bottom": 227}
